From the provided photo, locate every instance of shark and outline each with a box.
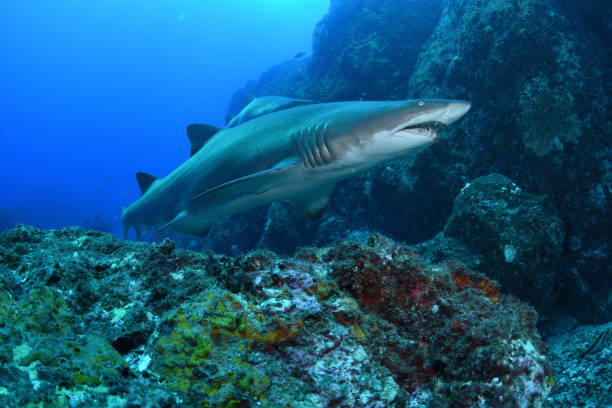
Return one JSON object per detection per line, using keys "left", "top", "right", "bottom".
{"left": 121, "top": 98, "right": 471, "bottom": 239}
{"left": 225, "top": 95, "right": 312, "bottom": 128}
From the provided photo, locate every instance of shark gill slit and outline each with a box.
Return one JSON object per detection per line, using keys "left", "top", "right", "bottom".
{"left": 292, "top": 124, "right": 336, "bottom": 168}
{"left": 317, "top": 123, "right": 334, "bottom": 163}
{"left": 306, "top": 131, "right": 320, "bottom": 167}
{"left": 308, "top": 126, "right": 326, "bottom": 166}
{"left": 300, "top": 130, "right": 317, "bottom": 168}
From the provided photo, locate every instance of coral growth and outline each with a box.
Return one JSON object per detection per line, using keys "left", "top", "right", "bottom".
{"left": 0, "top": 225, "right": 554, "bottom": 407}
{"left": 426, "top": 173, "right": 566, "bottom": 316}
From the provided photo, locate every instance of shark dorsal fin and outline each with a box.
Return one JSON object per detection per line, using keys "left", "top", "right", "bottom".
{"left": 289, "top": 183, "right": 335, "bottom": 220}
{"left": 186, "top": 124, "right": 222, "bottom": 157}
{"left": 135, "top": 172, "right": 158, "bottom": 196}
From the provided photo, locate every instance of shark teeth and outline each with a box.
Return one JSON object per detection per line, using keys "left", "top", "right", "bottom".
{"left": 395, "top": 121, "right": 445, "bottom": 140}
{"left": 399, "top": 121, "right": 446, "bottom": 132}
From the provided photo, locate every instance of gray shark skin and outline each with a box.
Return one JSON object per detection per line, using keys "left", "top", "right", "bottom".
{"left": 188, "top": 97, "right": 312, "bottom": 158}
{"left": 226, "top": 95, "right": 313, "bottom": 127}
{"left": 121, "top": 99, "right": 470, "bottom": 239}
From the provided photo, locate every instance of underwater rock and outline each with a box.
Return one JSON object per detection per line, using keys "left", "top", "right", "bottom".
{"left": 545, "top": 321, "right": 612, "bottom": 407}
{"left": 308, "top": 0, "right": 443, "bottom": 101}
{"left": 256, "top": 202, "right": 317, "bottom": 254}
{"left": 227, "top": 0, "right": 443, "bottom": 112}
{"left": 407, "top": 0, "right": 611, "bottom": 325}
{"left": 428, "top": 174, "right": 566, "bottom": 317}
{"left": 0, "top": 224, "right": 558, "bottom": 407}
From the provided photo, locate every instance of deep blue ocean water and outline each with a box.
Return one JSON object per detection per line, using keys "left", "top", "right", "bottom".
{"left": 0, "top": 0, "right": 328, "bottom": 235}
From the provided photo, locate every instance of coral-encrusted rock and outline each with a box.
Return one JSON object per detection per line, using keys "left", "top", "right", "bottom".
{"left": 546, "top": 322, "right": 612, "bottom": 407}
{"left": 0, "top": 225, "right": 554, "bottom": 407}
{"left": 438, "top": 174, "right": 565, "bottom": 315}
{"left": 327, "top": 234, "right": 552, "bottom": 406}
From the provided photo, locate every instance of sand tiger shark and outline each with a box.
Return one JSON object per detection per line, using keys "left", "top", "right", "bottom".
{"left": 121, "top": 97, "right": 470, "bottom": 239}
{"left": 225, "top": 95, "right": 312, "bottom": 128}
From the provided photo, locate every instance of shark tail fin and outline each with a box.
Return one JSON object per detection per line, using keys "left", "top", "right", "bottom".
{"left": 135, "top": 172, "right": 158, "bottom": 196}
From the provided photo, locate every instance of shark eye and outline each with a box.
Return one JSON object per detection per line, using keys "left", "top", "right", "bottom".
{"left": 418, "top": 101, "right": 425, "bottom": 107}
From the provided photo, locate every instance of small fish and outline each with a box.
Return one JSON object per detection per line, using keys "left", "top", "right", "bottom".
{"left": 292, "top": 51, "right": 307, "bottom": 60}
{"left": 579, "top": 327, "right": 611, "bottom": 358}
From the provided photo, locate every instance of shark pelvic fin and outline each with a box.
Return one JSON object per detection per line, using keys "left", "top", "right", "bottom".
{"left": 186, "top": 124, "right": 222, "bottom": 156}
{"left": 135, "top": 172, "right": 158, "bottom": 196}
{"left": 192, "top": 160, "right": 300, "bottom": 200}
{"left": 289, "top": 183, "right": 335, "bottom": 220}
{"left": 155, "top": 210, "right": 212, "bottom": 236}
{"left": 155, "top": 210, "right": 188, "bottom": 234}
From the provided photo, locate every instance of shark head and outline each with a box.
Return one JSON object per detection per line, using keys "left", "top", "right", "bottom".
{"left": 303, "top": 99, "right": 470, "bottom": 169}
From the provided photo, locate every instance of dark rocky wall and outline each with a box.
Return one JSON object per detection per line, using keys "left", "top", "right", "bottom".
{"left": 407, "top": 0, "right": 611, "bottom": 325}
{"left": 171, "top": 0, "right": 610, "bottom": 326}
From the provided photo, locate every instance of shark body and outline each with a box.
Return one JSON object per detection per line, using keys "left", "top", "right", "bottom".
{"left": 121, "top": 98, "right": 470, "bottom": 239}
{"left": 225, "top": 95, "right": 312, "bottom": 128}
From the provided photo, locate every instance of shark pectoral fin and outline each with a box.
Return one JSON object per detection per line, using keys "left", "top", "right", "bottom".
{"left": 186, "top": 124, "right": 222, "bottom": 156}
{"left": 289, "top": 183, "right": 335, "bottom": 220}
{"left": 193, "top": 160, "right": 301, "bottom": 201}
{"left": 136, "top": 172, "right": 158, "bottom": 196}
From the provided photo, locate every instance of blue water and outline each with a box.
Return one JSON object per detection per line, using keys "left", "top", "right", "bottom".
{"left": 0, "top": 0, "right": 328, "bottom": 234}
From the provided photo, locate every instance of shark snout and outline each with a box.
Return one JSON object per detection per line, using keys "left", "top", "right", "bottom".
{"left": 442, "top": 100, "right": 471, "bottom": 125}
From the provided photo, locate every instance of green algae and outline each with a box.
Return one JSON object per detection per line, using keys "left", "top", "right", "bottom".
{"left": 153, "top": 291, "right": 276, "bottom": 404}
{"left": 0, "top": 287, "right": 74, "bottom": 339}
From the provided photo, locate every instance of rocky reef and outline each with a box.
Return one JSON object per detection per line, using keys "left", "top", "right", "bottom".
{"left": 420, "top": 174, "right": 566, "bottom": 321}
{"left": 179, "top": 0, "right": 611, "bottom": 331}
{"left": 545, "top": 322, "right": 612, "bottom": 407}
{"left": 0, "top": 224, "right": 563, "bottom": 407}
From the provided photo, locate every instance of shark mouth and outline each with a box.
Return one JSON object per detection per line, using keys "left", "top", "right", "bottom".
{"left": 395, "top": 121, "right": 446, "bottom": 141}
